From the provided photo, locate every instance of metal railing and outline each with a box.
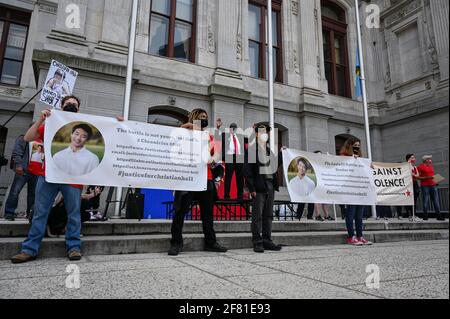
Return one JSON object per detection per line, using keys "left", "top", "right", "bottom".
{"left": 164, "top": 200, "right": 252, "bottom": 221}
{"left": 416, "top": 186, "right": 449, "bottom": 214}
{"left": 163, "top": 186, "right": 449, "bottom": 221}
{"left": 164, "top": 200, "right": 311, "bottom": 221}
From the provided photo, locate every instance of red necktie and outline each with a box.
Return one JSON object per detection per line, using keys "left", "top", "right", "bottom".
{"left": 232, "top": 134, "right": 238, "bottom": 155}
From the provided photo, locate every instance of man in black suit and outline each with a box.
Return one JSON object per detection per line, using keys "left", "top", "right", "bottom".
{"left": 244, "top": 123, "right": 283, "bottom": 253}
{"left": 222, "top": 123, "right": 245, "bottom": 199}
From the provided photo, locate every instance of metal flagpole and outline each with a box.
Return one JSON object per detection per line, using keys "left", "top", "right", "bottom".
{"left": 114, "top": 0, "right": 139, "bottom": 218}
{"left": 355, "top": 0, "right": 377, "bottom": 219}
{"left": 267, "top": 0, "right": 276, "bottom": 153}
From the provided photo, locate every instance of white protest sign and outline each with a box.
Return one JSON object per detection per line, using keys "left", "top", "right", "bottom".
{"left": 372, "top": 162, "right": 414, "bottom": 206}
{"left": 40, "top": 60, "right": 78, "bottom": 109}
{"left": 44, "top": 111, "right": 208, "bottom": 191}
{"left": 283, "top": 149, "right": 377, "bottom": 206}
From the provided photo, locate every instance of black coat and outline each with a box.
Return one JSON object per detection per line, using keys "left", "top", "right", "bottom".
{"left": 244, "top": 145, "right": 283, "bottom": 194}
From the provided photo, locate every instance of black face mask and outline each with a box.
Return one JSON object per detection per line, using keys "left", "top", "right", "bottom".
{"left": 201, "top": 119, "right": 209, "bottom": 129}
{"left": 63, "top": 103, "right": 79, "bottom": 113}
{"left": 353, "top": 146, "right": 360, "bottom": 154}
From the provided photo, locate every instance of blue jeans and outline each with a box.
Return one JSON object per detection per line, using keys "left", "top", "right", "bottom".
{"left": 422, "top": 186, "right": 441, "bottom": 214}
{"left": 346, "top": 205, "right": 364, "bottom": 238}
{"left": 21, "top": 177, "right": 82, "bottom": 257}
{"left": 4, "top": 172, "right": 38, "bottom": 217}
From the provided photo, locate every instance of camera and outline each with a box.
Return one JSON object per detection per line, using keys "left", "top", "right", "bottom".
{"left": 0, "top": 154, "right": 8, "bottom": 167}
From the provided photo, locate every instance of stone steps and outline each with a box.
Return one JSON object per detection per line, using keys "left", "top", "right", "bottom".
{"left": 1, "top": 220, "right": 448, "bottom": 238}
{"left": 0, "top": 228, "right": 448, "bottom": 260}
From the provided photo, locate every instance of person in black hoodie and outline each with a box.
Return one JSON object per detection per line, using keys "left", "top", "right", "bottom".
{"left": 244, "top": 123, "right": 283, "bottom": 253}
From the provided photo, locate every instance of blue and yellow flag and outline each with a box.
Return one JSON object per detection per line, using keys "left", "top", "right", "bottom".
{"left": 355, "top": 48, "right": 363, "bottom": 100}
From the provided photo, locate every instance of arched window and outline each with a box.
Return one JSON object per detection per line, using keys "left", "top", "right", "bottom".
{"left": 149, "top": 0, "right": 197, "bottom": 63}
{"left": 335, "top": 134, "right": 358, "bottom": 155}
{"left": 321, "top": 0, "right": 350, "bottom": 98}
{"left": 148, "top": 106, "right": 189, "bottom": 127}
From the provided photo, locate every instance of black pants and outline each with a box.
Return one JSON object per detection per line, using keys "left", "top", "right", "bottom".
{"left": 340, "top": 205, "right": 347, "bottom": 219}
{"left": 404, "top": 182, "right": 420, "bottom": 218}
{"left": 378, "top": 206, "right": 391, "bottom": 218}
{"left": 252, "top": 181, "right": 275, "bottom": 245}
{"left": 171, "top": 180, "right": 217, "bottom": 246}
{"left": 297, "top": 203, "right": 315, "bottom": 220}
{"left": 225, "top": 162, "right": 244, "bottom": 199}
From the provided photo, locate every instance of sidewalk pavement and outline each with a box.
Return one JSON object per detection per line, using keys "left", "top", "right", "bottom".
{"left": 0, "top": 240, "right": 448, "bottom": 299}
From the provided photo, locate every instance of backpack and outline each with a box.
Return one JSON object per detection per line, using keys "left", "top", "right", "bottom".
{"left": 47, "top": 201, "right": 68, "bottom": 237}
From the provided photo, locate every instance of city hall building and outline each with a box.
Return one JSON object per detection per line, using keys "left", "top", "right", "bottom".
{"left": 0, "top": 0, "right": 448, "bottom": 208}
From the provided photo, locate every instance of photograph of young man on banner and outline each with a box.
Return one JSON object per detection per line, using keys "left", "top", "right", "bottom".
{"left": 51, "top": 122, "right": 104, "bottom": 176}
{"left": 288, "top": 157, "right": 317, "bottom": 197}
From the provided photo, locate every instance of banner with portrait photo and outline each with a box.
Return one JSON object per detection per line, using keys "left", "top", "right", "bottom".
{"left": 28, "top": 141, "right": 45, "bottom": 173}
{"left": 372, "top": 162, "right": 414, "bottom": 206}
{"left": 40, "top": 60, "right": 78, "bottom": 109}
{"left": 283, "top": 149, "right": 377, "bottom": 206}
{"left": 44, "top": 111, "right": 208, "bottom": 191}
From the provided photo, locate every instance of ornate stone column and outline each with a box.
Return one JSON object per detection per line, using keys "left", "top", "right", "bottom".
{"left": 215, "top": 0, "right": 239, "bottom": 73}
{"left": 298, "top": 0, "right": 321, "bottom": 93}
{"left": 429, "top": 0, "right": 449, "bottom": 83}
{"left": 49, "top": 0, "right": 88, "bottom": 45}
{"left": 210, "top": 0, "right": 249, "bottom": 129}
{"left": 98, "top": 0, "right": 133, "bottom": 53}
{"left": 135, "top": 0, "right": 151, "bottom": 53}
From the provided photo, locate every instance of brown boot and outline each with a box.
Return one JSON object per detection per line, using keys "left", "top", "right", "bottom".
{"left": 68, "top": 250, "right": 82, "bottom": 261}
{"left": 11, "top": 253, "right": 36, "bottom": 264}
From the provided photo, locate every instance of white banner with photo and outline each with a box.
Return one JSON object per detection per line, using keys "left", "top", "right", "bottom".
{"left": 373, "top": 162, "right": 414, "bottom": 206}
{"left": 44, "top": 111, "right": 208, "bottom": 191}
{"left": 283, "top": 149, "right": 377, "bottom": 206}
{"left": 40, "top": 60, "right": 78, "bottom": 109}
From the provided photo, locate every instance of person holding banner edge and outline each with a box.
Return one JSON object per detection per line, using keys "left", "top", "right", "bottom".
{"left": 340, "top": 137, "right": 373, "bottom": 246}
{"left": 244, "top": 123, "right": 283, "bottom": 253}
{"left": 403, "top": 154, "right": 421, "bottom": 222}
{"left": 11, "top": 96, "right": 86, "bottom": 263}
{"left": 168, "top": 109, "right": 228, "bottom": 256}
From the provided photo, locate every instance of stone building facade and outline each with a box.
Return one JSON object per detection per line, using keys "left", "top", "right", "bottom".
{"left": 0, "top": 0, "right": 448, "bottom": 208}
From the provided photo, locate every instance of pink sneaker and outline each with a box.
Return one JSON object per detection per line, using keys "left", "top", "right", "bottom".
{"left": 357, "top": 237, "right": 373, "bottom": 246}
{"left": 347, "top": 237, "right": 363, "bottom": 246}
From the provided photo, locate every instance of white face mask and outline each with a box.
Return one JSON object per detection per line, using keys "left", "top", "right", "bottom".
{"left": 259, "top": 133, "right": 269, "bottom": 143}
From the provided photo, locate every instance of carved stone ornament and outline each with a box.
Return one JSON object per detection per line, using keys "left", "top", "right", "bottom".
{"left": 237, "top": 35, "right": 242, "bottom": 60}
{"left": 0, "top": 86, "right": 22, "bottom": 97}
{"left": 208, "top": 26, "right": 215, "bottom": 54}
{"left": 168, "top": 96, "right": 177, "bottom": 106}
{"left": 385, "top": 0, "right": 422, "bottom": 28}
{"left": 291, "top": 1, "right": 299, "bottom": 15}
